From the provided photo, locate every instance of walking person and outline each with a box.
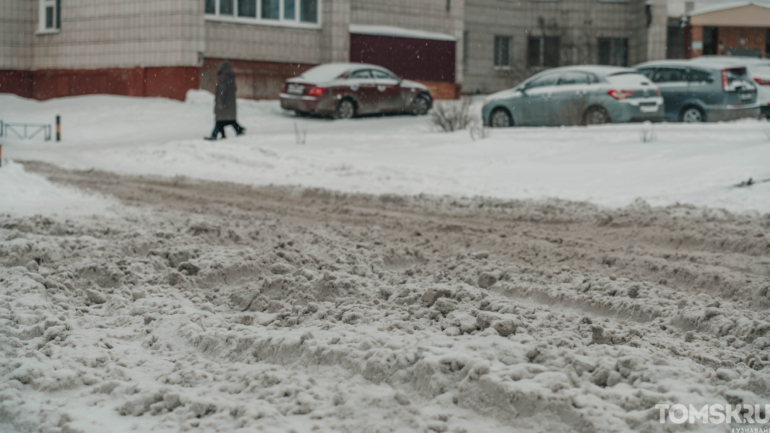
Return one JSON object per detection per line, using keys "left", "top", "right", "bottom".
{"left": 205, "top": 60, "right": 246, "bottom": 140}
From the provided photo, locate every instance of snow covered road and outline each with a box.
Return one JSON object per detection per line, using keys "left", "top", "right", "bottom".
{"left": 1, "top": 92, "right": 770, "bottom": 433}
{"left": 1, "top": 164, "right": 770, "bottom": 433}
{"left": 1, "top": 91, "right": 769, "bottom": 215}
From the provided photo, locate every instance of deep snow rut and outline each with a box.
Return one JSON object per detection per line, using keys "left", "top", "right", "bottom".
{"left": 1, "top": 161, "right": 769, "bottom": 433}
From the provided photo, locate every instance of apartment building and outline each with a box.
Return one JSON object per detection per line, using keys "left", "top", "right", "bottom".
{"left": 0, "top": 0, "right": 464, "bottom": 101}
{"left": 462, "top": 0, "right": 668, "bottom": 94}
{"left": 0, "top": 0, "right": 669, "bottom": 101}
{"left": 667, "top": 0, "right": 770, "bottom": 59}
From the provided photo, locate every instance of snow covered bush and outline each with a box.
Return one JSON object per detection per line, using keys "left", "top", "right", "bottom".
{"left": 430, "top": 97, "right": 474, "bottom": 132}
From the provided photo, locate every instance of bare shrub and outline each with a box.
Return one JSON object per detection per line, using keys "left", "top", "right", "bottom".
{"left": 430, "top": 97, "right": 474, "bottom": 132}
{"left": 469, "top": 121, "right": 490, "bottom": 141}
{"left": 640, "top": 121, "right": 656, "bottom": 143}
{"left": 294, "top": 123, "right": 307, "bottom": 145}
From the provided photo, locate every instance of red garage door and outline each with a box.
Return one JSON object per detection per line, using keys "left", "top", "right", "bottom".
{"left": 350, "top": 25, "right": 459, "bottom": 99}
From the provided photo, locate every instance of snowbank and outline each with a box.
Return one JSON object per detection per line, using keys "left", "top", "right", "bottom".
{"left": 0, "top": 160, "right": 118, "bottom": 216}
{"left": 1, "top": 93, "right": 769, "bottom": 214}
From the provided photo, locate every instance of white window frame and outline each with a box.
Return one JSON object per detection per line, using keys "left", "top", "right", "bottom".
{"left": 37, "top": 0, "right": 60, "bottom": 35}
{"left": 205, "top": 0, "right": 322, "bottom": 29}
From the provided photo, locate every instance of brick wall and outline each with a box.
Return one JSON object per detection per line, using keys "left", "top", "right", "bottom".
{"left": 201, "top": 58, "right": 315, "bottom": 100}
{"left": 717, "top": 27, "right": 766, "bottom": 57}
{"left": 0, "top": 66, "right": 200, "bottom": 100}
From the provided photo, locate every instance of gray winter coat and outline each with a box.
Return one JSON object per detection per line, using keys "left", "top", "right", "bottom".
{"left": 215, "top": 61, "right": 237, "bottom": 121}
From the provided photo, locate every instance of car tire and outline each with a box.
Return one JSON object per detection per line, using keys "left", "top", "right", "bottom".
{"left": 583, "top": 106, "right": 610, "bottom": 125}
{"left": 680, "top": 106, "right": 704, "bottom": 123}
{"left": 490, "top": 108, "right": 513, "bottom": 128}
{"left": 335, "top": 99, "right": 356, "bottom": 120}
{"left": 411, "top": 94, "right": 431, "bottom": 116}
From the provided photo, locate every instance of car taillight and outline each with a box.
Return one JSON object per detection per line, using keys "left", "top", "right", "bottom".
{"left": 281, "top": 83, "right": 287, "bottom": 93}
{"left": 722, "top": 69, "right": 729, "bottom": 91}
{"left": 754, "top": 77, "right": 770, "bottom": 86}
{"left": 655, "top": 88, "right": 660, "bottom": 95}
{"left": 307, "top": 87, "right": 325, "bottom": 97}
{"left": 607, "top": 89, "right": 634, "bottom": 100}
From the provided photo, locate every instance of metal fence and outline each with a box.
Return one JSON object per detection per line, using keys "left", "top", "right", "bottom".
{"left": 0, "top": 120, "right": 52, "bottom": 141}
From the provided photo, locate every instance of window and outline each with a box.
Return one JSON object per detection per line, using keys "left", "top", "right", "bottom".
{"left": 38, "top": 0, "right": 60, "bottom": 32}
{"left": 597, "top": 38, "right": 628, "bottom": 66}
{"left": 262, "top": 0, "right": 279, "bottom": 19}
{"left": 372, "top": 70, "right": 396, "bottom": 80}
{"left": 300, "top": 0, "right": 317, "bottom": 23}
{"left": 527, "top": 36, "right": 559, "bottom": 68}
{"left": 687, "top": 69, "right": 712, "bottom": 83}
{"left": 637, "top": 68, "right": 656, "bottom": 80}
{"left": 221, "top": 0, "right": 234, "bottom": 15}
{"left": 239, "top": 0, "right": 257, "bottom": 17}
{"left": 205, "top": 0, "right": 320, "bottom": 25}
{"left": 526, "top": 74, "right": 558, "bottom": 89}
{"left": 558, "top": 72, "right": 590, "bottom": 85}
{"left": 652, "top": 67, "right": 686, "bottom": 83}
{"left": 494, "top": 36, "right": 511, "bottom": 68}
{"left": 350, "top": 70, "right": 373, "bottom": 79}
{"left": 284, "top": 0, "right": 295, "bottom": 19}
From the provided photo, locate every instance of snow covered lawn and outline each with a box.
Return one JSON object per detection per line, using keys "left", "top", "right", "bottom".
{"left": 1, "top": 91, "right": 769, "bottom": 215}
{"left": 1, "top": 93, "right": 770, "bottom": 433}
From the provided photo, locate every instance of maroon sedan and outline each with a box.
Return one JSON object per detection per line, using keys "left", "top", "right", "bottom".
{"left": 280, "top": 63, "right": 432, "bottom": 119}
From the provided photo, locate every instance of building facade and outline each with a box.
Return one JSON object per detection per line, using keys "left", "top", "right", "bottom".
{"left": 666, "top": 0, "right": 770, "bottom": 60}
{"left": 1, "top": 0, "right": 669, "bottom": 101}
{"left": 0, "top": 0, "right": 464, "bottom": 100}
{"left": 463, "top": 0, "right": 668, "bottom": 94}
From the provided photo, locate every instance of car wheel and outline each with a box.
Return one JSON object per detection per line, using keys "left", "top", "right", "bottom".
{"left": 411, "top": 94, "right": 431, "bottom": 116}
{"left": 681, "top": 107, "right": 704, "bottom": 123}
{"left": 490, "top": 108, "right": 513, "bottom": 128}
{"left": 583, "top": 106, "right": 610, "bottom": 125}
{"left": 335, "top": 99, "right": 356, "bottom": 119}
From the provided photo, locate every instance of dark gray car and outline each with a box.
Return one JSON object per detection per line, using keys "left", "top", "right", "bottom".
{"left": 482, "top": 66, "right": 664, "bottom": 128}
{"left": 634, "top": 60, "right": 759, "bottom": 122}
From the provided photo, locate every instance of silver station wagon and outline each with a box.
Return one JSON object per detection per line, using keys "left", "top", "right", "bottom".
{"left": 482, "top": 66, "right": 664, "bottom": 128}
{"left": 635, "top": 60, "right": 759, "bottom": 122}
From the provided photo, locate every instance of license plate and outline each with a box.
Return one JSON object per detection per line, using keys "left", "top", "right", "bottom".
{"left": 287, "top": 84, "right": 304, "bottom": 95}
{"left": 640, "top": 102, "right": 656, "bottom": 107}
{"left": 739, "top": 92, "right": 753, "bottom": 101}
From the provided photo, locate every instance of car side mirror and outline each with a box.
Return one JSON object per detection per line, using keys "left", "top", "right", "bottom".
{"left": 519, "top": 87, "right": 528, "bottom": 96}
{"left": 398, "top": 78, "right": 403, "bottom": 85}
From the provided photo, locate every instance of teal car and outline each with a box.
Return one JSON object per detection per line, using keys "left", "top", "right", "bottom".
{"left": 482, "top": 66, "right": 664, "bottom": 127}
